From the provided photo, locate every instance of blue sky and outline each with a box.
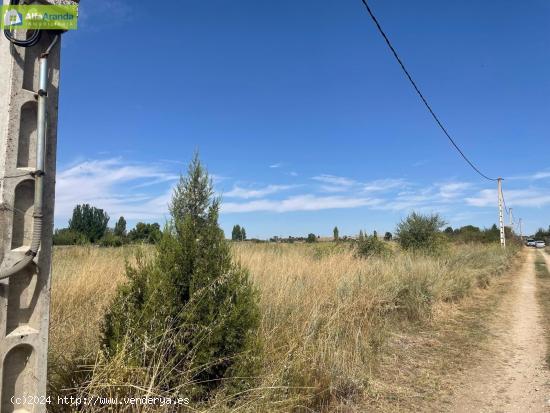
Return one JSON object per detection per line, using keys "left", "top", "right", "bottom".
{"left": 54, "top": 0, "right": 550, "bottom": 238}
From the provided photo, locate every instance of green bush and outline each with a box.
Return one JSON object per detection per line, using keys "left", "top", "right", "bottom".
{"left": 396, "top": 212, "right": 446, "bottom": 253}
{"left": 306, "top": 233, "right": 317, "bottom": 243}
{"left": 444, "top": 224, "right": 501, "bottom": 244}
{"left": 356, "top": 235, "right": 390, "bottom": 258}
{"left": 52, "top": 228, "right": 87, "bottom": 246}
{"left": 102, "top": 154, "right": 260, "bottom": 398}
{"left": 99, "top": 230, "right": 123, "bottom": 247}
{"left": 127, "top": 222, "right": 162, "bottom": 244}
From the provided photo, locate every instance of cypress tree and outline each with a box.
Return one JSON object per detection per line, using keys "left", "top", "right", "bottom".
{"left": 103, "top": 154, "right": 260, "bottom": 396}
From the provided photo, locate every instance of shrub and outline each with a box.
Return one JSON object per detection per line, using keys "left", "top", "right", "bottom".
{"left": 102, "top": 154, "right": 260, "bottom": 398}
{"left": 99, "top": 230, "right": 123, "bottom": 247}
{"left": 356, "top": 234, "right": 390, "bottom": 258}
{"left": 127, "top": 222, "right": 162, "bottom": 244}
{"left": 52, "top": 228, "right": 87, "bottom": 246}
{"left": 306, "top": 233, "right": 317, "bottom": 243}
{"left": 396, "top": 212, "right": 446, "bottom": 253}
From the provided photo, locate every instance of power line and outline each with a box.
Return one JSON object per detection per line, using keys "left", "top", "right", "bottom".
{"left": 359, "top": 0, "right": 498, "bottom": 182}
{"left": 500, "top": 184, "right": 509, "bottom": 215}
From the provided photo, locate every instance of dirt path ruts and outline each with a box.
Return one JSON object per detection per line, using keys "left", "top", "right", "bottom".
{"left": 450, "top": 249, "right": 550, "bottom": 412}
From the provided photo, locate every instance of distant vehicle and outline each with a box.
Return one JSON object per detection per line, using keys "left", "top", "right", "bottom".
{"left": 526, "top": 239, "right": 536, "bottom": 247}
{"left": 535, "top": 241, "right": 546, "bottom": 249}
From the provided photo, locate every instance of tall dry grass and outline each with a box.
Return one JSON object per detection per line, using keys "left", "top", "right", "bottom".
{"left": 48, "top": 242, "right": 516, "bottom": 411}
{"left": 48, "top": 246, "right": 134, "bottom": 400}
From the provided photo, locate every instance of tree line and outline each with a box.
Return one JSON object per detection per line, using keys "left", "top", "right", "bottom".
{"left": 53, "top": 204, "right": 162, "bottom": 246}
{"left": 55, "top": 206, "right": 526, "bottom": 248}
{"left": 532, "top": 226, "right": 550, "bottom": 244}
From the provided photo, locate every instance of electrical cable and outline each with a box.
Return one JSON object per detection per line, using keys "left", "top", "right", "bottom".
{"left": 3, "top": 0, "right": 42, "bottom": 47}
{"left": 500, "top": 186, "right": 509, "bottom": 215}
{"left": 359, "top": 0, "right": 498, "bottom": 182}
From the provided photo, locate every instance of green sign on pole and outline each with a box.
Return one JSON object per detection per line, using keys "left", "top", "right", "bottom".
{"left": 1, "top": 5, "right": 78, "bottom": 30}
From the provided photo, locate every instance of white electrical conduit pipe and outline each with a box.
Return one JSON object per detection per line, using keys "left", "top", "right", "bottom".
{"left": 0, "top": 43, "right": 54, "bottom": 280}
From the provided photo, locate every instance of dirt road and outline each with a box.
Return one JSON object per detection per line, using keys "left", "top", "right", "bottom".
{"left": 450, "top": 249, "right": 550, "bottom": 412}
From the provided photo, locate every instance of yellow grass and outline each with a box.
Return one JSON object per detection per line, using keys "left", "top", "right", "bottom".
{"left": 48, "top": 242, "right": 517, "bottom": 411}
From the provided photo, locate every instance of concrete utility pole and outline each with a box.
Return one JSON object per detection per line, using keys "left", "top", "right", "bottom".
{"left": 0, "top": 1, "right": 76, "bottom": 410}
{"left": 497, "top": 178, "right": 506, "bottom": 248}
{"left": 509, "top": 207, "right": 514, "bottom": 229}
{"left": 519, "top": 218, "right": 523, "bottom": 239}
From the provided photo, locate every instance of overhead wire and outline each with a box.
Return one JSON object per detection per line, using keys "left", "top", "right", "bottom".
{"left": 358, "top": 0, "right": 498, "bottom": 182}
{"left": 500, "top": 185, "right": 509, "bottom": 215}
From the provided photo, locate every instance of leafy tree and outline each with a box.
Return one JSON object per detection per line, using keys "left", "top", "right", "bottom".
{"left": 231, "top": 225, "right": 246, "bottom": 241}
{"left": 384, "top": 231, "right": 393, "bottom": 241}
{"left": 333, "top": 226, "right": 339, "bottom": 242}
{"left": 127, "top": 222, "right": 162, "bottom": 244}
{"left": 535, "top": 226, "right": 550, "bottom": 242}
{"left": 483, "top": 224, "right": 500, "bottom": 243}
{"left": 454, "top": 225, "right": 482, "bottom": 243}
{"left": 306, "top": 233, "right": 317, "bottom": 243}
{"left": 232, "top": 225, "right": 242, "bottom": 241}
{"left": 103, "top": 154, "right": 260, "bottom": 397}
{"left": 445, "top": 224, "right": 501, "bottom": 244}
{"left": 114, "top": 216, "right": 127, "bottom": 238}
{"left": 68, "top": 204, "right": 109, "bottom": 243}
{"left": 396, "top": 212, "right": 446, "bottom": 252}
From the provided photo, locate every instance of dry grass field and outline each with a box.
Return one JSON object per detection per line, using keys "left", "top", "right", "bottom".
{"left": 48, "top": 242, "right": 518, "bottom": 412}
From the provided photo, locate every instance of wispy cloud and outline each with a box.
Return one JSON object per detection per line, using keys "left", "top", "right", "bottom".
{"left": 373, "top": 181, "right": 472, "bottom": 211}
{"left": 507, "top": 170, "right": 550, "bottom": 181}
{"left": 56, "top": 158, "right": 176, "bottom": 223}
{"left": 223, "top": 195, "right": 382, "bottom": 213}
{"left": 313, "top": 175, "right": 408, "bottom": 194}
{"left": 466, "top": 188, "right": 550, "bottom": 208}
{"left": 532, "top": 172, "right": 550, "bottom": 180}
{"left": 312, "top": 174, "right": 356, "bottom": 187}
{"left": 54, "top": 158, "right": 550, "bottom": 235}
{"left": 269, "top": 163, "right": 283, "bottom": 169}
{"left": 362, "top": 178, "right": 409, "bottom": 193}
{"left": 224, "top": 184, "right": 297, "bottom": 199}
{"left": 412, "top": 160, "right": 428, "bottom": 167}
{"left": 437, "top": 182, "right": 472, "bottom": 199}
